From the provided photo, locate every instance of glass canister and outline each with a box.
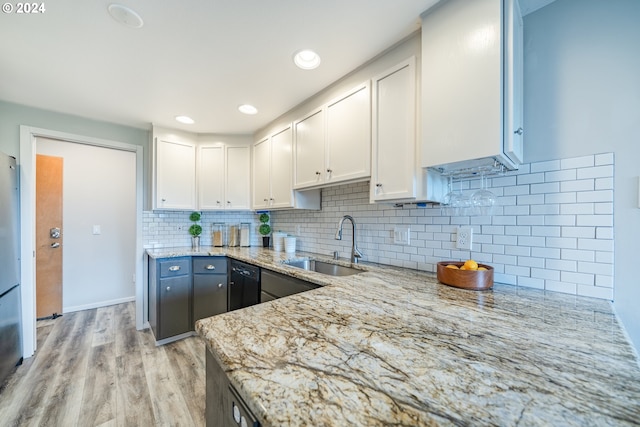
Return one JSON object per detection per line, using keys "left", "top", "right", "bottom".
{"left": 228, "top": 223, "right": 239, "bottom": 247}
{"left": 212, "top": 223, "right": 226, "bottom": 247}
{"left": 240, "top": 223, "right": 250, "bottom": 247}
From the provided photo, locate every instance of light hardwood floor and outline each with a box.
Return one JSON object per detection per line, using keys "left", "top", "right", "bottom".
{"left": 0, "top": 302, "right": 206, "bottom": 427}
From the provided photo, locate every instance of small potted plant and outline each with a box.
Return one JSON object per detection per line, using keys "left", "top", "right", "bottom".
{"left": 258, "top": 213, "right": 271, "bottom": 248}
{"left": 189, "top": 211, "right": 202, "bottom": 250}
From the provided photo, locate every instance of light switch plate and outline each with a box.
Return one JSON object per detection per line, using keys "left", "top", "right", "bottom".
{"left": 456, "top": 226, "right": 472, "bottom": 250}
{"left": 393, "top": 226, "right": 410, "bottom": 245}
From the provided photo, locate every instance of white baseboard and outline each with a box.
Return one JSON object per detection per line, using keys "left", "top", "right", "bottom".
{"left": 63, "top": 296, "right": 135, "bottom": 313}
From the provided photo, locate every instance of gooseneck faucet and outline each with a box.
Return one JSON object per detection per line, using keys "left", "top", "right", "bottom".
{"left": 335, "top": 215, "right": 363, "bottom": 264}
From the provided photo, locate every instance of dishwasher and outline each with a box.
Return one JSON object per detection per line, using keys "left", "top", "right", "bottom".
{"left": 229, "top": 260, "right": 260, "bottom": 311}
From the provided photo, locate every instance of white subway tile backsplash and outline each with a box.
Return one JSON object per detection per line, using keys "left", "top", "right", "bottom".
{"left": 560, "top": 179, "right": 594, "bottom": 192}
{"left": 530, "top": 159, "right": 560, "bottom": 173}
{"left": 544, "top": 169, "right": 576, "bottom": 182}
{"left": 561, "top": 155, "right": 594, "bottom": 169}
{"left": 594, "top": 152, "right": 614, "bottom": 165}
{"left": 577, "top": 165, "right": 614, "bottom": 180}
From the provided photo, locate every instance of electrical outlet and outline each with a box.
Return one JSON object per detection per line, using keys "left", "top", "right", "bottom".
{"left": 393, "top": 226, "right": 410, "bottom": 245}
{"left": 456, "top": 226, "right": 472, "bottom": 250}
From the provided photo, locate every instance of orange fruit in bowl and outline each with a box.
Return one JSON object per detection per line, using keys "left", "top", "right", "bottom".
{"left": 446, "top": 264, "right": 459, "bottom": 269}
{"left": 463, "top": 259, "right": 478, "bottom": 270}
{"left": 477, "top": 267, "right": 487, "bottom": 271}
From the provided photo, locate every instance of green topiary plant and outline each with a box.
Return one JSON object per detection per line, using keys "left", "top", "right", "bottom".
{"left": 189, "top": 211, "right": 202, "bottom": 236}
{"left": 258, "top": 212, "right": 271, "bottom": 248}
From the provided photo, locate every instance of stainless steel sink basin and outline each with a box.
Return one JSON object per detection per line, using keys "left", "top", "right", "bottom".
{"left": 285, "top": 260, "right": 362, "bottom": 276}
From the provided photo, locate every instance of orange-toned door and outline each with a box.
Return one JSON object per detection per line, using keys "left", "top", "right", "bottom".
{"left": 36, "top": 154, "right": 63, "bottom": 319}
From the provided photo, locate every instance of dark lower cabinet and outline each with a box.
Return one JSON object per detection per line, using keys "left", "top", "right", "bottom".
{"left": 206, "top": 349, "right": 261, "bottom": 427}
{"left": 193, "top": 257, "right": 228, "bottom": 323}
{"left": 149, "top": 257, "right": 192, "bottom": 342}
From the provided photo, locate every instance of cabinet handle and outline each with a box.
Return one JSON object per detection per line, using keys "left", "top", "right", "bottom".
{"left": 326, "top": 168, "right": 332, "bottom": 173}
{"left": 161, "top": 198, "right": 166, "bottom": 202}
{"left": 216, "top": 200, "right": 221, "bottom": 204}
{"left": 168, "top": 265, "right": 181, "bottom": 272}
{"left": 166, "top": 286, "right": 171, "bottom": 291}
{"left": 376, "top": 183, "right": 382, "bottom": 187}
{"left": 227, "top": 201, "right": 231, "bottom": 204}
{"left": 514, "top": 127, "right": 524, "bottom": 135}
{"left": 205, "top": 265, "right": 216, "bottom": 270}
{"left": 315, "top": 171, "right": 321, "bottom": 176}
{"left": 217, "top": 283, "right": 223, "bottom": 288}
{"left": 263, "top": 198, "right": 268, "bottom": 202}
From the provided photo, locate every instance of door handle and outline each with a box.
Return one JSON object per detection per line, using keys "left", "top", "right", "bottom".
{"left": 51, "top": 242, "right": 60, "bottom": 248}
{"left": 50, "top": 228, "right": 61, "bottom": 239}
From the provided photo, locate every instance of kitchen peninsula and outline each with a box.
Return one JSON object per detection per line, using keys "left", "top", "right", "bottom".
{"left": 148, "top": 247, "right": 640, "bottom": 425}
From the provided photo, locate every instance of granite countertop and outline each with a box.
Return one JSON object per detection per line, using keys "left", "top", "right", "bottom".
{"left": 151, "top": 247, "right": 640, "bottom": 425}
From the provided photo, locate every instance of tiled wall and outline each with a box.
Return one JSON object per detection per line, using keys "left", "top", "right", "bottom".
{"left": 143, "top": 210, "right": 263, "bottom": 249}
{"left": 272, "top": 153, "right": 615, "bottom": 300}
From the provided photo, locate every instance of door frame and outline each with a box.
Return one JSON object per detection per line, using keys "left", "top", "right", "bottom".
{"left": 19, "top": 126, "right": 144, "bottom": 357}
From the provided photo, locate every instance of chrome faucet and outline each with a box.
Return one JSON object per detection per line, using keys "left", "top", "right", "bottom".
{"left": 335, "top": 215, "right": 363, "bottom": 264}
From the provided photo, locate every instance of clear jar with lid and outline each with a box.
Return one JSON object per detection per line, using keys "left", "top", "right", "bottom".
{"left": 227, "top": 223, "right": 239, "bottom": 247}
{"left": 212, "top": 223, "right": 226, "bottom": 247}
{"left": 240, "top": 223, "right": 250, "bottom": 247}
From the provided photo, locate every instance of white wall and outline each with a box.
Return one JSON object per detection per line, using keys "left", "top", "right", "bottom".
{"left": 523, "top": 0, "right": 640, "bottom": 352}
{"left": 36, "top": 138, "right": 137, "bottom": 311}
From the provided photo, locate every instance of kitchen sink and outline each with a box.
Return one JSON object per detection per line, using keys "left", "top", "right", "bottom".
{"left": 285, "top": 260, "right": 362, "bottom": 276}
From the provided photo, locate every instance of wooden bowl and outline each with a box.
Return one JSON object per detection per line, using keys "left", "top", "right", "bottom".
{"left": 436, "top": 262, "right": 494, "bottom": 291}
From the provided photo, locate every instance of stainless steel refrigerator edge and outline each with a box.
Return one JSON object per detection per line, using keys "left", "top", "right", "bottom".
{"left": 0, "top": 151, "right": 23, "bottom": 386}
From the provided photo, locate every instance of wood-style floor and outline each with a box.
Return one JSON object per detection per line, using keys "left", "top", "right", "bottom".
{"left": 0, "top": 302, "right": 206, "bottom": 427}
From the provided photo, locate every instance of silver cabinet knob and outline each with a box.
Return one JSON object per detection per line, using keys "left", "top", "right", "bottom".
{"left": 205, "top": 265, "right": 216, "bottom": 270}
{"left": 166, "top": 286, "right": 171, "bottom": 291}
{"left": 168, "top": 265, "right": 180, "bottom": 272}
{"left": 514, "top": 127, "right": 524, "bottom": 135}
{"left": 217, "top": 283, "right": 223, "bottom": 288}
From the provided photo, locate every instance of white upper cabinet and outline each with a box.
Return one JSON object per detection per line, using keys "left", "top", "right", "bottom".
{"left": 253, "top": 125, "right": 321, "bottom": 210}
{"left": 293, "top": 108, "right": 325, "bottom": 188}
{"left": 370, "top": 57, "right": 446, "bottom": 203}
{"left": 371, "top": 57, "right": 417, "bottom": 202}
{"left": 325, "top": 82, "right": 371, "bottom": 184}
{"left": 152, "top": 126, "right": 251, "bottom": 211}
{"left": 252, "top": 136, "right": 272, "bottom": 209}
{"left": 225, "top": 146, "right": 251, "bottom": 210}
{"left": 153, "top": 128, "right": 197, "bottom": 210}
{"left": 421, "top": 0, "right": 524, "bottom": 173}
{"left": 293, "top": 82, "right": 371, "bottom": 190}
{"left": 199, "top": 144, "right": 250, "bottom": 211}
{"left": 269, "top": 126, "right": 295, "bottom": 209}
{"left": 199, "top": 145, "right": 224, "bottom": 210}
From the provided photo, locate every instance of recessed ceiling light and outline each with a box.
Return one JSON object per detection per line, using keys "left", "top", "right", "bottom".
{"left": 175, "top": 115, "right": 194, "bottom": 124}
{"left": 108, "top": 4, "right": 144, "bottom": 29}
{"left": 238, "top": 104, "right": 258, "bottom": 115}
{"left": 293, "top": 49, "right": 321, "bottom": 70}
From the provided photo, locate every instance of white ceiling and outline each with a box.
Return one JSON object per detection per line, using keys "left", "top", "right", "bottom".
{"left": 0, "top": 0, "right": 554, "bottom": 135}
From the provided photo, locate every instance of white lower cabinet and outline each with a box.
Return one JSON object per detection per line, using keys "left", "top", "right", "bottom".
{"left": 253, "top": 125, "right": 320, "bottom": 210}
{"left": 371, "top": 57, "right": 446, "bottom": 204}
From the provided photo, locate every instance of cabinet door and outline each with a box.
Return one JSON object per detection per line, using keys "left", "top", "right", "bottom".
{"left": 504, "top": 0, "right": 524, "bottom": 165}
{"left": 155, "top": 136, "right": 196, "bottom": 210}
{"left": 199, "top": 145, "right": 224, "bottom": 210}
{"left": 421, "top": 0, "right": 502, "bottom": 168}
{"left": 252, "top": 137, "right": 271, "bottom": 209}
{"left": 294, "top": 109, "right": 325, "bottom": 189}
{"left": 371, "top": 57, "right": 417, "bottom": 202}
{"left": 225, "top": 146, "right": 251, "bottom": 210}
{"left": 193, "top": 274, "right": 228, "bottom": 322}
{"left": 326, "top": 82, "right": 371, "bottom": 184}
{"left": 159, "top": 275, "right": 191, "bottom": 339}
{"left": 269, "top": 126, "right": 294, "bottom": 209}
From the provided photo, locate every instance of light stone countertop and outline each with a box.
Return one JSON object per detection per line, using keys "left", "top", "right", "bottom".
{"left": 149, "top": 246, "right": 640, "bottom": 426}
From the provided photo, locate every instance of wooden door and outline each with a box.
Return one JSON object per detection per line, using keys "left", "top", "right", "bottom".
{"left": 36, "top": 154, "right": 63, "bottom": 319}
